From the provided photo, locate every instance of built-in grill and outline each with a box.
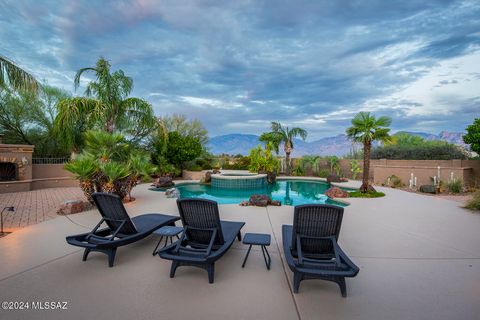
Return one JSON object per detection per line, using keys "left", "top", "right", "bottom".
{"left": 0, "top": 162, "right": 17, "bottom": 181}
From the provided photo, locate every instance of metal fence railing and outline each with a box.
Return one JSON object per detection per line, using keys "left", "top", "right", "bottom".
{"left": 32, "top": 158, "right": 70, "bottom": 164}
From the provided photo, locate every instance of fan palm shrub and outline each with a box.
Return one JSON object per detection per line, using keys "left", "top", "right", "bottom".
{"left": 64, "top": 130, "right": 155, "bottom": 202}
{"left": 64, "top": 155, "right": 97, "bottom": 203}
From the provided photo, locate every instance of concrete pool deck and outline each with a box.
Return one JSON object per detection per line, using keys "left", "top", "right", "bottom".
{"left": 0, "top": 182, "right": 479, "bottom": 320}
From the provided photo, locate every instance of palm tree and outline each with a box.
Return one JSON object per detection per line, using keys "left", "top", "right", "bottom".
{"left": 55, "top": 57, "right": 156, "bottom": 152}
{"left": 260, "top": 122, "right": 307, "bottom": 175}
{"left": 0, "top": 56, "right": 39, "bottom": 92}
{"left": 346, "top": 112, "right": 392, "bottom": 193}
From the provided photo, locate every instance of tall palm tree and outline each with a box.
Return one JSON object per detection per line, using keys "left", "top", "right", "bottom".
{"left": 346, "top": 112, "right": 392, "bottom": 193}
{"left": 0, "top": 56, "right": 39, "bottom": 92}
{"left": 260, "top": 122, "right": 307, "bottom": 175}
{"left": 55, "top": 57, "right": 156, "bottom": 152}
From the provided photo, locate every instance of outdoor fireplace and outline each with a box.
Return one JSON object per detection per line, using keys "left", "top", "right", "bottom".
{"left": 0, "top": 162, "right": 17, "bottom": 181}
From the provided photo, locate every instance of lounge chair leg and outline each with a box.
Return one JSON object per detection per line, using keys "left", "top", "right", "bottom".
{"left": 337, "top": 277, "right": 347, "bottom": 297}
{"left": 293, "top": 272, "right": 302, "bottom": 293}
{"left": 82, "top": 248, "right": 91, "bottom": 261}
{"left": 207, "top": 263, "right": 215, "bottom": 284}
{"left": 170, "top": 261, "right": 179, "bottom": 278}
{"left": 107, "top": 248, "right": 117, "bottom": 267}
{"left": 237, "top": 231, "right": 242, "bottom": 241}
{"left": 152, "top": 236, "right": 164, "bottom": 255}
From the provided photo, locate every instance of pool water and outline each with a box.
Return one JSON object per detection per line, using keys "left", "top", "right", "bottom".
{"left": 173, "top": 180, "right": 348, "bottom": 207}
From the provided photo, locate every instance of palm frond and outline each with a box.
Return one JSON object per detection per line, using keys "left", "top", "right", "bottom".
{"left": 0, "top": 56, "right": 39, "bottom": 93}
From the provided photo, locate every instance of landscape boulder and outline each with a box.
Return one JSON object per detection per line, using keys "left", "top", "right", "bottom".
{"left": 327, "top": 174, "right": 343, "bottom": 183}
{"left": 325, "top": 187, "right": 349, "bottom": 199}
{"left": 153, "top": 176, "right": 174, "bottom": 188}
{"left": 419, "top": 185, "right": 437, "bottom": 194}
{"left": 165, "top": 188, "right": 180, "bottom": 198}
{"left": 204, "top": 171, "right": 213, "bottom": 183}
{"left": 240, "top": 194, "right": 282, "bottom": 207}
{"left": 249, "top": 194, "right": 270, "bottom": 207}
{"left": 57, "top": 200, "right": 93, "bottom": 215}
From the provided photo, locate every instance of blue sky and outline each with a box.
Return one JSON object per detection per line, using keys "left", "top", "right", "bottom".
{"left": 1, "top": 0, "right": 479, "bottom": 140}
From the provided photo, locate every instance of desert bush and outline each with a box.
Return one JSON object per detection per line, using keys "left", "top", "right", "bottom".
{"left": 386, "top": 175, "right": 404, "bottom": 188}
{"left": 326, "top": 156, "right": 342, "bottom": 176}
{"left": 222, "top": 156, "right": 251, "bottom": 170}
{"left": 371, "top": 143, "right": 466, "bottom": 160}
{"left": 465, "top": 190, "right": 480, "bottom": 210}
{"left": 318, "top": 169, "right": 330, "bottom": 178}
{"left": 350, "top": 160, "right": 362, "bottom": 180}
{"left": 185, "top": 163, "right": 203, "bottom": 171}
{"left": 248, "top": 143, "right": 280, "bottom": 174}
{"left": 291, "top": 164, "right": 305, "bottom": 176}
{"left": 446, "top": 179, "right": 463, "bottom": 193}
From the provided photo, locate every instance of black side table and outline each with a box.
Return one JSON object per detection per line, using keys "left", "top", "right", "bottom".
{"left": 152, "top": 225, "right": 183, "bottom": 255}
{"left": 242, "top": 233, "right": 271, "bottom": 270}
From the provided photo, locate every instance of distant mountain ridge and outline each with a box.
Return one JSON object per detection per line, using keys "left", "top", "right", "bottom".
{"left": 207, "top": 131, "right": 467, "bottom": 157}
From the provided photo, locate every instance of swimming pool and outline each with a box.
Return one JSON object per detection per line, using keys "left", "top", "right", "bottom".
{"left": 169, "top": 179, "right": 348, "bottom": 207}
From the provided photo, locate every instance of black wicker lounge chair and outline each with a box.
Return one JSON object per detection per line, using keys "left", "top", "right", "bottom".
{"left": 159, "top": 198, "right": 245, "bottom": 283}
{"left": 66, "top": 192, "right": 179, "bottom": 267}
{"left": 282, "top": 204, "right": 359, "bottom": 297}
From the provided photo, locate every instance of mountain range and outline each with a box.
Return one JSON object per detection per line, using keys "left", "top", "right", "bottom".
{"left": 207, "top": 131, "right": 467, "bottom": 157}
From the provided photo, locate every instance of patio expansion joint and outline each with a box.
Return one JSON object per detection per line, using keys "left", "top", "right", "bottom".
{"left": 265, "top": 206, "right": 302, "bottom": 320}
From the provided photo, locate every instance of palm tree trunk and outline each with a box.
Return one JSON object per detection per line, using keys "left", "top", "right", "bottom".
{"left": 360, "top": 142, "right": 371, "bottom": 193}
{"left": 285, "top": 152, "right": 291, "bottom": 176}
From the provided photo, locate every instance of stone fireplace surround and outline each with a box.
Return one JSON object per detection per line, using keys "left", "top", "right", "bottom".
{"left": 0, "top": 144, "right": 34, "bottom": 192}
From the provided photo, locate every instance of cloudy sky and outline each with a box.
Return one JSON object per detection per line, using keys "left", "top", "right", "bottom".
{"left": 1, "top": 0, "right": 479, "bottom": 140}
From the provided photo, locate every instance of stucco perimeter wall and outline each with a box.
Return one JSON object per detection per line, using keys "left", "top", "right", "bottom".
{"left": 182, "top": 170, "right": 206, "bottom": 180}
{"left": 290, "top": 158, "right": 480, "bottom": 187}
{"left": 371, "top": 159, "right": 480, "bottom": 187}
{"left": 32, "top": 164, "right": 73, "bottom": 179}
{"left": 31, "top": 164, "right": 77, "bottom": 190}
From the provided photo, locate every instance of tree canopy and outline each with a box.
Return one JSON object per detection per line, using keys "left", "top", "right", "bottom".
{"left": 463, "top": 118, "right": 480, "bottom": 154}
{"left": 0, "top": 84, "right": 70, "bottom": 156}
{"left": 55, "top": 57, "right": 156, "bottom": 152}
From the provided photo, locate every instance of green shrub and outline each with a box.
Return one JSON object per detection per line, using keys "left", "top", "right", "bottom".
{"left": 318, "top": 169, "right": 329, "bottom": 178}
{"left": 386, "top": 175, "right": 404, "bottom": 188}
{"left": 446, "top": 179, "right": 463, "bottom": 193}
{"left": 185, "top": 163, "right": 203, "bottom": 171}
{"left": 350, "top": 160, "right": 362, "bottom": 180}
{"left": 371, "top": 143, "right": 466, "bottom": 160}
{"left": 248, "top": 144, "right": 279, "bottom": 174}
{"left": 465, "top": 190, "right": 480, "bottom": 210}
{"left": 349, "top": 191, "right": 385, "bottom": 198}
{"left": 165, "top": 132, "right": 203, "bottom": 167}
{"left": 222, "top": 156, "right": 251, "bottom": 170}
{"left": 291, "top": 164, "right": 305, "bottom": 176}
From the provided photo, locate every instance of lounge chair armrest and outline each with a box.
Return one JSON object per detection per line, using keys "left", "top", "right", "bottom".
{"left": 173, "top": 226, "right": 218, "bottom": 257}
{"left": 109, "top": 220, "right": 127, "bottom": 240}
{"left": 85, "top": 218, "right": 105, "bottom": 241}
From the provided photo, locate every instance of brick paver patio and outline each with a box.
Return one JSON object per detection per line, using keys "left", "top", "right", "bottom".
{"left": 0, "top": 187, "right": 85, "bottom": 232}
